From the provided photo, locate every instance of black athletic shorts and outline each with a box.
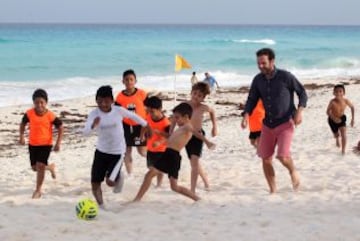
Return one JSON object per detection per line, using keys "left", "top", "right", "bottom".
{"left": 146, "top": 151, "right": 163, "bottom": 168}
{"left": 249, "top": 131, "right": 261, "bottom": 140}
{"left": 328, "top": 115, "right": 346, "bottom": 134}
{"left": 185, "top": 129, "right": 205, "bottom": 158}
{"left": 28, "top": 145, "right": 52, "bottom": 166}
{"left": 123, "top": 123, "right": 146, "bottom": 147}
{"left": 153, "top": 148, "right": 181, "bottom": 179}
{"left": 91, "top": 149, "right": 122, "bottom": 183}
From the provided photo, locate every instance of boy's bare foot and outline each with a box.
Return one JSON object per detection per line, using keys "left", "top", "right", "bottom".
{"left": 48, "top": 163, "right": 56, "bottom": 179}
{"left": 32, "top": 190, "right": 42, "bottom": 199}
{"left": 291, "top": 170, "right": 300, "bottom": 191}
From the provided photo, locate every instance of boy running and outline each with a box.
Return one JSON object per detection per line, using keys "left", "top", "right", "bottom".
{"left": 186, "top": 82, "right": 217, "bottom": 193}
{"left": 83, "top": 85, "right": 148, "bottom": 208}
{"left": 144, "top": 96, "right": 171, "bottom": 187}
{"left": 115, "top": 69, "right": 148, "bottom": 175}
{"left": 133, "top": 102, "right": 200, "bottom": 202}
{"left": 19, "top": 89, "right": 64, "bottom": 199}
{"left": 326, "top": 84, "right": 355, "bottom": 154}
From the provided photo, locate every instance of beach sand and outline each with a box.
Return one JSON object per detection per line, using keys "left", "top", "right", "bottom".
{"left": 0, "top": 77, "right": 360, "bottom": 241}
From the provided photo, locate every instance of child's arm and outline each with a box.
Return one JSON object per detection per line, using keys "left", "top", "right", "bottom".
{"left": 19, "top": 113, "right": 28, "bottom": 145}
{"left": 192, "top": 130, "right": 216, "bottom": 150}
{"left": 53, "top": 118, "right": 64, "bottom": 152}
{"left": 346, "top": 99, "right": 355, "bottom": 127}
{"left": 82, "top": 111, "right": 99, "bottom": 136}
{"left": 326, "top": 101, "right": 338, "bottom": 121}
{"left": 208, "top": 106, "right": 218, "bottom": 137}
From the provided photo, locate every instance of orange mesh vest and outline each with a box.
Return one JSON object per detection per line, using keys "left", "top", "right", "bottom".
{"left": 146, "top": 114, "right": 170, "bottom": 152}
{"left": 27, "top": 108, "right": 56, "bottom": 146}
{"left": 115, "top": 88, "right": 147, "bottom": 126}
{"left": 249, "top": 100, "right": 265, "bottom": 132}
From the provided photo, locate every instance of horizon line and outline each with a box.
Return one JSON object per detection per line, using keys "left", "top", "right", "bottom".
{"left": 0, "top": 22, "right": 360, "bottom": 27}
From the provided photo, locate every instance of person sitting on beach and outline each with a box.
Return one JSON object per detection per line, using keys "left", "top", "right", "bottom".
{"left": 203, "top": 72, "right": 220, "bottom": 93}
{"left": 242, "top": 100, "right": 265, "bottom": 148}
{"left": 133, "top": 103, "right": 200, "bottom": 202}
{"left": 115, "top": 69, "right": 148, "bottom": 176}
{"left": 326, "top": 84, "right": 355, "bottom": 154}
{"left": 143, "top": 96, "right": 171, "bottom": 187}
{"left": 83, "top": 85, "right": 148, "bottom": 209}
{"left": 185, "top": 82, "right": 217, "bottom": 193}
{"left": 19, "top": 88, "right": 64, "bottom": 199}
{"left": 191, "top": 71, "right": 198, "bottom": 86}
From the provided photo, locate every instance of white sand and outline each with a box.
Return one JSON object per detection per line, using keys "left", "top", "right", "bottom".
{"left": 0, "top": 79, "right": 360, "bottom": 241}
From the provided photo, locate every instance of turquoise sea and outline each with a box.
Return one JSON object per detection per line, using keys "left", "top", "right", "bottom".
{"left": 1, "top": 24, "right": 360, "bottom": 106}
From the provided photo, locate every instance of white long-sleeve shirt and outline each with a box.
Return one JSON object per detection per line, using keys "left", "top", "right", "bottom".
{"left": 83, "top": 105, "right": 147, "bottom": 155}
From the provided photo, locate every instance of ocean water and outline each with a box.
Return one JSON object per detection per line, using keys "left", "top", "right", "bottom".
{"left": 1, "top": 24, "right": 360, "bottom": 106}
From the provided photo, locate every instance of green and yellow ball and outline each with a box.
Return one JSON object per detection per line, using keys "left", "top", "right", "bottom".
{"left": 75, "top": 198, "right": 98, "bottom": 220}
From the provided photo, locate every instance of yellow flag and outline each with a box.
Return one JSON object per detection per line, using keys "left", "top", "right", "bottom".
{"left": 175, "top": 54, "right": 191, "bottom": 71}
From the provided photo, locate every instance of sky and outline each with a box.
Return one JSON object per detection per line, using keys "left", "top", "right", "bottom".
{"left": 0, "top": 0, "right": 359, "bottom": 25}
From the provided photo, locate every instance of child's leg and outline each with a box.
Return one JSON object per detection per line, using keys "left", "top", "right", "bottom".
{"left": 190, "top": 155, "right": 209, "bottom": 192}
{"left": 278, "top": 157, "right": 300, "bottom": 191}
{"left": 91, "top": 182, "right": 103, "bottom": 205}
{"left": 156, "top": 173, "right": 164, "bottom": 187}
{"left": 33, "top": 162, "right": 46, "bottom": 198}
{"left": 339, "top": 127, "right": 347, "bottom": 154}
{"left": 124, "top": 146, "right": 133, "bottom": 175}
{"left": 133, "top": 168, "right": 159, "bottom": 201}
{"left": 136, "top": 146, "right": 147, "bottom": 157}
{"left": 45, "top": 163, "right": 56, "bottom": 179}
{"left": 169, "top": 177, "right": 200, "bottom": 201}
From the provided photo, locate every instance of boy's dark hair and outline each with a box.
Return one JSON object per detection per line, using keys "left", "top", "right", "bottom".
{"left": 192, "top": 82, "right": 210, "bottom": 96}
{"left": 334, "top": 84, "right": 345, "bottom": 93}
{"left": 96, "top": 85, "right": 114, "bottom": 100}
{"left": 172, "top": 102, "right": 192, "bottom": 118}
{"left": 32, "top": 88, "right": 48, "bottom": 102}
{"left": 192, "top": 71, "right": 196, "bottom": 75}
{"left": 144, "top": 96, "right": 162, "bottom": 109}
{"left": 256, "top": 48, "right": 275, "bottom": 60}
{"left": 123, "top": 69, "right": 137, "bottom": 79}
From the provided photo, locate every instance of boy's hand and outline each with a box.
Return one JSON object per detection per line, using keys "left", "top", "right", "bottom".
{"left": 91, "top": 117, "right": 101, "bottom": 129}
{"left": 19, "top": 137, "right": 25, "bottom": 145}
{"left": 53, "top": 143, "right": 60, "bottom": 152}
{"left": 293, "top": 109, "right": 303, "bottom": 126}
{"left": 205, "top": 140, "right": 216, "bottom": 150}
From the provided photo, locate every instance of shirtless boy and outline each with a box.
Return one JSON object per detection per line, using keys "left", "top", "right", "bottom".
{"left": 133, "top": 103, "right": 200, "bottom": 202}
{"left": 326, "top": 84, "right": 355, "bottom": 154}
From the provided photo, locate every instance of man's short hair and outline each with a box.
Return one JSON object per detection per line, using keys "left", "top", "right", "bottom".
{"left": 172, "top": 102, "right": 192, "bottom": 118}
{"left": 192, "top": 82, "right": 210, "bottom": 96}
{"left": 32, "top": 89, "right": 48, "bottom": 102}
{"left": 96, "top": 85, "right": 114, "bottom": 100}
{"left": 123, "top": 69, "right": 137, "bottom": 79}
{"left": 256, "top": 48, "right": 275, "bottom": 60}
{"left": 144, "top": 96, "right": 162, "bottom": 109}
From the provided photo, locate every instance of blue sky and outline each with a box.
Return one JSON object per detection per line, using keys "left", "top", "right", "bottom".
{"left": 0, "top": 0, "right": 359, "bottom": 25}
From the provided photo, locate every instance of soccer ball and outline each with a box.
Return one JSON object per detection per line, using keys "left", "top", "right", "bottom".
{"left": 75, "top": 198, "right": 98, "bottom": 220}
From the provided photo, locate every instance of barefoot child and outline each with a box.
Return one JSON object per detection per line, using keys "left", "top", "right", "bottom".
{"left": 186, "top": 82, "right": 217, "bottom": 193}
{"left": 133, "top": 103, "right": 200, "bottom": 202}
{"left": 19, "top": 89, "right": 64, "bottom": 199}
{"left": 83, "top": 86, "right": 148, "bottom": 208}
{"left": 326, "top": 84, "right": 355, "bottom": 154}
{"left": 144, "top": 96, "right": 171, "bottom": 187}
{"left": 115, "top": 69, "right": 148, "bottom": 175}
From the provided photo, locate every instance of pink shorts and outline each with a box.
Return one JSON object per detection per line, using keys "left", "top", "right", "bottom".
{"left": 257, "top": 119, "right": 294, "bottom": 159}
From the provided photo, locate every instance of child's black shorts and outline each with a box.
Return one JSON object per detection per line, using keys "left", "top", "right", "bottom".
{"left": 28, "top": 145, "right": 52, "bottom": 166}
{"left": 153, "top": 148, "right": 181, "bottom": 179}
{"left": 91, "top": 149, "right": 122, "bottom": 183}
{"left": 146, "top": 151, "right": 163, "bottom": 168}
{"left": 123, "top": 123, "right": 146, "bottom": 147}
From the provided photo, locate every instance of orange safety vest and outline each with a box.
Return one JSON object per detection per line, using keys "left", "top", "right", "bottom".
{"left": 115, "top": 88, "right": 147, "bottom": 126}
{"left": 146, "top": 114, "right": 170, "bottom": 152}
{"left": 26, "top": 108, "right": 56, "bottom": 146}
{"left": 249, "top": 100, "right": 265, "bottom": 132}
